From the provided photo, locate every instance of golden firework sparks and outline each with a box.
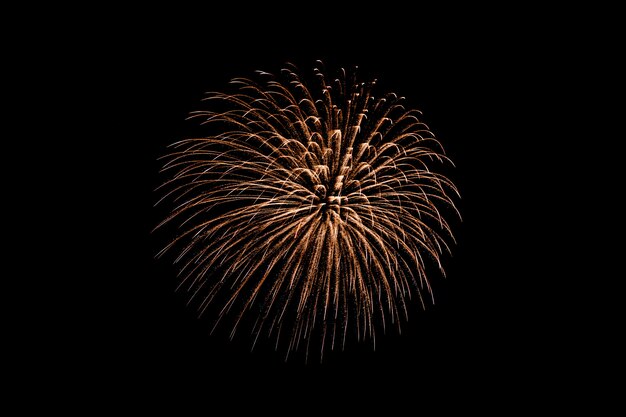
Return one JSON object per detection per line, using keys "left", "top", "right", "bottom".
{"left": 156, "top": 62, "right": 460, "bottom": 360}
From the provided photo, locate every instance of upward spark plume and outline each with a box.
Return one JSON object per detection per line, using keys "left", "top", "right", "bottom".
{"left": 156, "top": 62, "right": 460, "bottom": 360}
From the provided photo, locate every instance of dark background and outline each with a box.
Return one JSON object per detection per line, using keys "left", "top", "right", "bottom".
{"left": 89, "top": 9, "right": 580, "bottom": 409}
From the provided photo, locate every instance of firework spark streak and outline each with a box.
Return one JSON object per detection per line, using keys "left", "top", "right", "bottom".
{"left": 156, "top": 62, "right": 460, "bottom": 360}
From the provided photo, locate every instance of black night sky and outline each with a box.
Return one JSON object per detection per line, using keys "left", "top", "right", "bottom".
{"left": 93, "top": 10, "right": 579, "bottom": 409}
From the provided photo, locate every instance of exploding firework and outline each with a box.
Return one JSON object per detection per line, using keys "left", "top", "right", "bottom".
{"left": 156, "top": 62, "right": 460, "bottom": 359}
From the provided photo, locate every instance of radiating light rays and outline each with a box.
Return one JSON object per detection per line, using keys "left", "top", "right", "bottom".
{"left": 156, "top": 62, "right": 460, "bottom": 360}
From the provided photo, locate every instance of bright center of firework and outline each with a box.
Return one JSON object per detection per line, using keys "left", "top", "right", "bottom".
{"left": 311, "top": 169, "right": 348, "bottom": 215}
{"left": 323, "top": 195, "right": 346, "bottom": 215}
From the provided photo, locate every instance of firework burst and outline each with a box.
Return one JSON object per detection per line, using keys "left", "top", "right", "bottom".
{"left": 156, "top": 62, "right": 460, "bottom": 360}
